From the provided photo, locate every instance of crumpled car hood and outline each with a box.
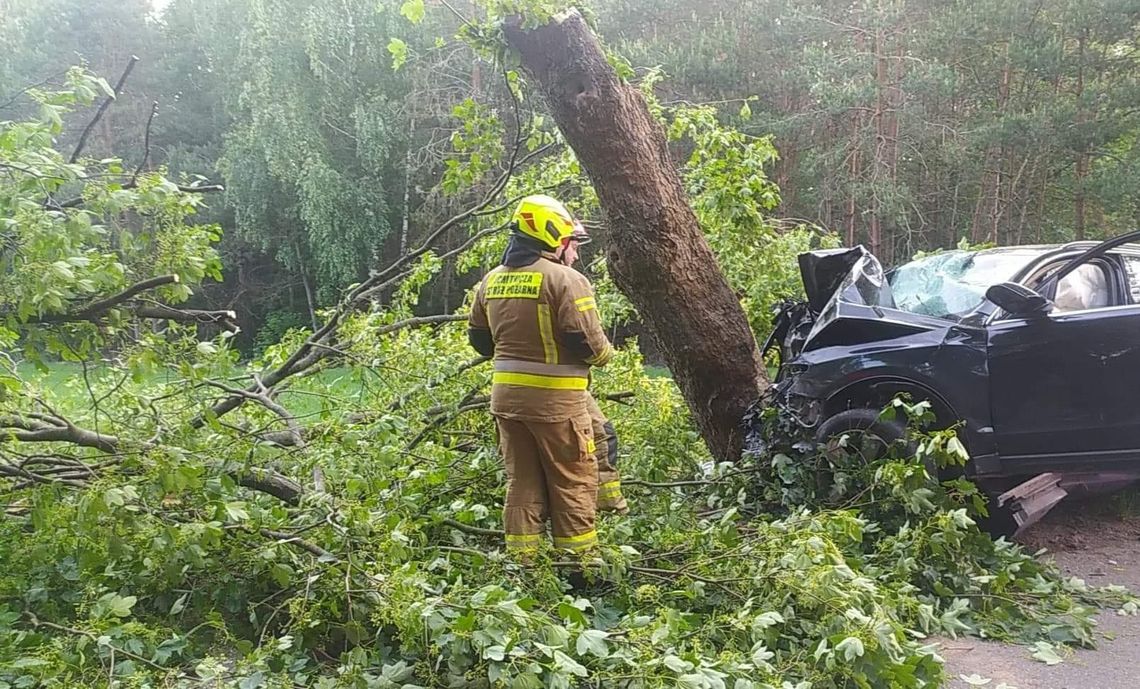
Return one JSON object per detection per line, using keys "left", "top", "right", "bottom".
{"left": 773, "top": 246, "right": 943, "bottom": 362}
{"left": 798, "top": 247, "right": 871, "bottom": 315}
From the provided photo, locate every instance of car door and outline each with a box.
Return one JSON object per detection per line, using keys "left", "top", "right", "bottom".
{"left": 986, "top": 250, "right": 1140, "bottom": 468}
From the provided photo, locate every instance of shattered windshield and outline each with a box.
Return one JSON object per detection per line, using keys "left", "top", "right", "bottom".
{"left": 888, "top": 249, "right": 1042, "bottom": 319}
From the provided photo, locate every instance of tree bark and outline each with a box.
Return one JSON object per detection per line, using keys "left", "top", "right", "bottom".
{"left": 295, "top": 243, "right": 320, "bottom": 331}
{"left": 503, "top": 10, "right": 766, "bottom": 462}
{"left": 869, "top": 29, "right": 885, "bottom": 257}
{"left": 972, "top": 53, "right": 1011, "bottom": 244}
{"left": 1074, "top": 30, "right": 1089, "bottom": 241}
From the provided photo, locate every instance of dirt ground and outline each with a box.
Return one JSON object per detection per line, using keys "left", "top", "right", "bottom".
{"left": 940, "top": 500, "right": 1140, "bottom": 689}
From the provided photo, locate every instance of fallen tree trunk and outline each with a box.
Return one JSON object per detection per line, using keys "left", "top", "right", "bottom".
{"left": 503, "top": 10, "right": 767, "bottom": 462}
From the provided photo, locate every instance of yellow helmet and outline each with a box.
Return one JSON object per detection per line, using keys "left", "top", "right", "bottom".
{"left": 512, "top": 194, "right": 575, "bottom": 250}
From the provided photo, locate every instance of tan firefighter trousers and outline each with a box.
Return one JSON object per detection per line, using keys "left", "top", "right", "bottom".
{"left": 497, "top": 413, "right": 599, "bottom": 554}
{"left": 587, "top": 395, "right": 628, "bottom": 514}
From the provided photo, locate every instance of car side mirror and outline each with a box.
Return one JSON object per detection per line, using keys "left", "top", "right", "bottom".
{"left": 986, "top": 282, "right": 1053, "bottom": 318}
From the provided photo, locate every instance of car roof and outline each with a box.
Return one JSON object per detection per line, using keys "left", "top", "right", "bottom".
{"left": 973, "top": 240, "right": 1140, "bottom": 257}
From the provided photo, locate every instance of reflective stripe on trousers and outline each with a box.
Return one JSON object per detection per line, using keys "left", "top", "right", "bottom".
{"left": 552, "top": 529, "right": 597, "bottom": 552}
{"left": 598, "top": 480, "right": 622, "bottom": 501}
{"left": 505, "top": 533, "right": 542, "bottom": 552}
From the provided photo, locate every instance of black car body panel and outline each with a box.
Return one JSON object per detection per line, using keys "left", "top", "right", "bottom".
{"left": 768, "top": 232, "right": 1140, "bottom": 484}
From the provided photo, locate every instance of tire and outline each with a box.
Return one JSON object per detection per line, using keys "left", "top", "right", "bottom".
{"left": 811, "top": 409, "right": 909, "bottom": 501}
{"left": 812, "top": 408, "right": 934, "bottom": 501}
{"left": 814, "top": 408, "right": 908, "bottom": 448}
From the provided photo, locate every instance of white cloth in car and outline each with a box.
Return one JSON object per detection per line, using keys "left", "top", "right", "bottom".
{"left": 1053, "top": 264, "right": 1109, "bottom": 312}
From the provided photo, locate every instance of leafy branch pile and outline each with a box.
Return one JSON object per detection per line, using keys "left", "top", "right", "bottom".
{"left": 1, "top": 66, "right": 1136, "bottom": 689}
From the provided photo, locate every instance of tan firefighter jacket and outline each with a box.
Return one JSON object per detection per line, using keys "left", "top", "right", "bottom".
{"left": 468, "top": 254, "right": 614, "bottom": 422}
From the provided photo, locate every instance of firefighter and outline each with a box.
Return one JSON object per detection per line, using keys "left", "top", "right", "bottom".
{"left": 562, "top": 222, "right": 626, "bottom": 516}
{"left": 468, "top": 195, "right": 614, "bottom": 556}
{"left": 588, "top": 394, "right": 628, "bottom": 514}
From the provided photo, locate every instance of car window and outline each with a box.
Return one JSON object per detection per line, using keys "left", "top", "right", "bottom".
{"left": 1052, "top": 263, "right": 1110, "bottom": 312}
{"left": 1121, "top": 255, "right": 1140, "bottom": 304}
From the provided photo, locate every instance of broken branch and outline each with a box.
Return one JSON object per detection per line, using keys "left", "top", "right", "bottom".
{"left": 442, "top": 518, "right": 504, "bottom": 537}
{"left": 132, "top": 101, "right": 159, "bottom": 183}
{"left": 68, "top": 57, "right": 139, "bottom": 164}
{"left": 0, "top": 413, "right": 120, "bottom": 453}
{"left": 56, "top": 181, "right": 225, "bottom": 209}
{"left": 24, "top": 613, "right": 167, "bottom": 671}
{"left": 46, "top": 275, "right": 178, "bottom": 321}
{"left": 259, "top": 528, "right": 338, "bottom": 561}
{"left": 201, "top": 378, "right": 304, "bottom": 447}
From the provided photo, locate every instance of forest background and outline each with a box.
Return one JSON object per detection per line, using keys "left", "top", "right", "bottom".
{"left": 5, "top": 0, "right": 1137, "bottom": 354}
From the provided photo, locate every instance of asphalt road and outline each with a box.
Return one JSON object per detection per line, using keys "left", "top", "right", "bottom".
{"left": 941, "top": 502, "right": 1140, "bottom": 689}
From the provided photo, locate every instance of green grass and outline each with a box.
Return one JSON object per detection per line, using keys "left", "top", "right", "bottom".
{"left": 17, "top": 361, "right": 682, "bottom": 421}
{"left": 1110, "top": 487, "right": 1140, "bottom": 518}
{"left": 13, "top": 360, "right": 370, "bottom": 420}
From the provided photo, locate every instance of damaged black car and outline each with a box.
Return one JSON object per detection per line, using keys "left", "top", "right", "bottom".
{"left": 765, "top": 230, "right": 1140, "bottom": 532}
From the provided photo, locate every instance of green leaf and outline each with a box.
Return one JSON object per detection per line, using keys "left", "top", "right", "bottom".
{"left": 947, "top": 436, "right": 970, "bottom": 461}
{"left": 238, "top": 672, "right": 265, "bottom": 689}
{"left": 381, "top": 661, "right": 414, "bottom": 682}
{"left": 752, "top": 610, "right": 784, "bottom": 631}
{"left": 543, "top": 624, "right": 570, "bottom": 647}
{"left": 552, "top": 650, "right": 587, "bottom": 678}
{"left": 96, "top": 593, "right": 137, "bottom": 618}
{"left": 813, "top": 638, "right": 830, "bottom": 661}
{"left": 108, "top": 593, "right": 134, "bottom": 615}
{"left": 575, "top": 629, "right": 609, "bottom": 658}
{"left": 750, "top": 641, "right": 774, "bottom": 668}
{"left": 104, "top": 488, "right": 126, "bottom": 507}
{"left": 664, "top": 655, "right": 693, "bottom": 673}
{"left": 677, "top": 674, "right": 706, "bottom": 689}
{"left": 958, "top": 675, "right": 992, "bottom": 686}
{"left": 224, "top": 502, "right": 249, "bottom": 522}
{"left": 50, "top": 261, "right": 75, "bottom": 280}
{"left": 95, "top": 77, "right": 115, "bottom": 98}
{"left": 739, "top": 101, "right": 752, "bottom": 120}
{"left": 510, "top": 674, "right": 543, "bottom": 689}
{"left": 835, "top": 636, "right": 865, "bottom": 662}
{"left": 557, "top": 601, "right": 588, "bottom": 626}
{"left": 1031, "top": 641, "right": 1064, "bottom": 665}
{"left": 388, "top": 38, "right": 409, "bottom": 70}
{"left": 169, "top": 592, "right": 188, "bottom": 616}
{"left": 400, "top": 0, "right": 425, "bottom": 23}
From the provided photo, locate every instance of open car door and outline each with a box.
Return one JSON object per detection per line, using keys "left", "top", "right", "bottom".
{"left": 985, "top": 231, "right": 1140, "bottom": 471}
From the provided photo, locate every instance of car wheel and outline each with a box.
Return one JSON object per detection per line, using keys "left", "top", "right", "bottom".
{"left": 812, "top": 409, "right": 907, "bottom": 499}
{"left": 814, "top": 408, "right": 908, "bottom": 452}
